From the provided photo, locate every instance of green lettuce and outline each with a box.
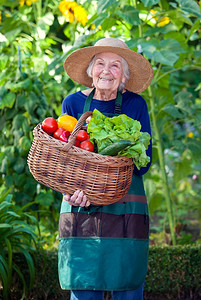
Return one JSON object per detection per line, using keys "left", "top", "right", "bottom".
{"left": 87, "top": 109, "right": 151, "bottom": 169}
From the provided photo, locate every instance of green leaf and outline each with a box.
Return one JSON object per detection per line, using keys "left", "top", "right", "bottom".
{"left": 174, "top": 156, "right": 192, "bottom": 183}
{"left": 0, "top": 54, "right": 9, "bottom": 70}
{"left": 162, "top": 103, "right": 183, "bottom": 118}
{"left": 140, "top": 39, "right": 183, "bottom": 65}
{"left": 168, "top": 10, "right": 193, "bottom": 27}
{"left": 116, "top": 6, "right": 140, "bottom": 25}
{"left": 0, "top": 224, "right": 12, "bottom": 230}
{"left": 160, "top": 38, "right": 186, "bottom": 54}
{"left": 16, "top": 94, "right": 28, "bottom": 109}
{"left": 97, "top": 0, "right": 119, "bottom": 14}
{"left": 12, "top": 264, "right": 26, "bottom": 299}
{"left": 152, "top": 50, "right": 179, "bottom": 66}
{"left": 186, "top": 18, "right": 201, "bottom": 41}
{"left": 149, "top": 193, "right": 163, "bottom": 216}
{"left": 12, "top": 114, "right": 27, "bottom": 131}
{"left": 101, "top": 17, "right": 116, "bottom": 31}
{"left": 0, "top": 256, "right": 9, "bottom": 299}
{"left": 141, "top": 0, "right": 160, "bottom": 6}
{"left": 90, "top": 12, "right": 110, "bottom": 28}
{"left": 19, "top": 136, "right": 31, "bottom": 151}
{"left": 19, "top": 248, "right": 35, "bottom": 288}
{"left": 9, "top": 78, "right": 32, "bottom": 92}
{"left": 172, "top": 140, "right": 186, "bottom": 152}
{"left": 177, "top": 0, "right": 201, "bottom": 18}
{"left": 13, "top": 157, "right": 25, "bottom": 174}
{"left": 187, "top": 140, "right": 201, "bottom": 155}
{"left": 0, "top": 92, "right": 15, "bottom": 109}
{"left": 24, "top": 91, "right": 40, "bottom": 114}
{"left": 35, "top": 191, "right": 54, "bottom": 206}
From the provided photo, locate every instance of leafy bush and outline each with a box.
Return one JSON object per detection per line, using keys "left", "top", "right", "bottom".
{"left": 145, "top": 245, "right": 201, "bottom": 299}
{"left": 0, "top": 187, "right": 38, "bottom": 299}
{"left": 1, "top": 245, "right": 200, "bottom": 299}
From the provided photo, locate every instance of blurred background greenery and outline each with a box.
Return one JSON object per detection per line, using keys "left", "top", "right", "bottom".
{"left": 0, "top": 0, "right": 201, "bottom": 298}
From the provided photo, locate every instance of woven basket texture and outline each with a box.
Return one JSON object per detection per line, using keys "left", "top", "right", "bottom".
{"left": 27, "top": 111, "right": 134, "bottom": 205}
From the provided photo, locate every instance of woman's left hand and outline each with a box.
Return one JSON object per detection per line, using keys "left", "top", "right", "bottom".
{"left": 63, "top": 190, "right": 90, "bottom": 207}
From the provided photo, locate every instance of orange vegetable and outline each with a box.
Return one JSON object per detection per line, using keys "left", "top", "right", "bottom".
{"left": 57, "top": 114, "right": 77, "bottom": 132}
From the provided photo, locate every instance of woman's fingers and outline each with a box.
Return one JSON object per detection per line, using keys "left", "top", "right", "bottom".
{"left": 66, "top": 190, "right": 90, "bottom": 207}
{"left": 79, "top": 194, "right": 90, "bottom": 207}
{"left": 70, "top": 190, "right": 82, "bottom": 205}
{"left": 86, "top": 116, "right": 92, "bottom": 126}
{"left": 63, "top": 193, "right": 70, "bottom": 201}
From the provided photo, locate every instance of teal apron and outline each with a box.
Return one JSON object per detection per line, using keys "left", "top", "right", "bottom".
{"left": 58, "top": 89, "right": 149, "bottom": 291}
{"left": 81, "top": 88, "right": 123, "bottom": 117}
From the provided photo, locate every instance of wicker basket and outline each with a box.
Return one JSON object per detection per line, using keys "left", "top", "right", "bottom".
{"left": 27, "top": 111, "right": 134, "bottom": 205}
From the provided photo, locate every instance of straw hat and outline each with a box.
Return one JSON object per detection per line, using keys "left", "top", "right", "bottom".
{"left": 64, "top": 37, "right": 153, "bottom": 93}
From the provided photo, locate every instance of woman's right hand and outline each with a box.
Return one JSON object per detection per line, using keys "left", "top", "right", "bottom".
{"left": 86, "top": 116, "right": 92, "bottom": 127}
{"left": 63, "top": 190, "right": 90, "bottom": 207}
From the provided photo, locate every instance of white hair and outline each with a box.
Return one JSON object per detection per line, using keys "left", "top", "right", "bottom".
{"left": 86, "top": 54, "right": 130, "bottom": 91}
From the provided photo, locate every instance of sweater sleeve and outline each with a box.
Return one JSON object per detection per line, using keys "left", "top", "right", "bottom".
{"left": 133, "top": 99, "right": 152, "bottom": 176}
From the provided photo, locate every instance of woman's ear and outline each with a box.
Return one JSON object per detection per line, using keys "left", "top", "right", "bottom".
{"left": 121, "top": 76, "right": 126, "bottom": 84}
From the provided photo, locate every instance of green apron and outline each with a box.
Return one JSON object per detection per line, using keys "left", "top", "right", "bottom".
{"left": 58, "top": 89, "right": 149, "bottom": 291}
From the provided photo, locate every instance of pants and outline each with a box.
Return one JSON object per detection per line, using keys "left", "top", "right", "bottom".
{"left": 70, "top": 283, "right": 144, "bottom": 300}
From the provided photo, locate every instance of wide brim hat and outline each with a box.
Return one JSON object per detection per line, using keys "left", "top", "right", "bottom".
{"left": 64, "top": 37, "right": 153, "bottom": 93}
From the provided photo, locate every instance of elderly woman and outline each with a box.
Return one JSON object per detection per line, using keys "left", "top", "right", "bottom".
{"left": 59, "top": 38, "right": 153, "bottom": 300}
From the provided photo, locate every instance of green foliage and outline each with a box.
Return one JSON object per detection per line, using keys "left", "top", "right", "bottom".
{"left": 0, "top": 187, "right": 38, "bottom": 299}
{"left": 2, "top": 246, "right": 200, "bottom": 299}
{"left": 145, "top": 245, "right": 201, "bottom": 299}
{"left": 0, "top": 0, "right": 201, "bottom": 291}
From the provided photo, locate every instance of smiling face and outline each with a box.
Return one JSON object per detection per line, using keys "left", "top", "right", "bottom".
{"left": 91, "top": 52, "right": 126, "bottom": 95}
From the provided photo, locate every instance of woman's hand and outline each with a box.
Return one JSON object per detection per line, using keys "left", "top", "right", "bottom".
{"left": 63, "top": 190, "right": 90, "bottom": 207}
{"left": 86, "top": 116, "right": 92, "bottom": 127}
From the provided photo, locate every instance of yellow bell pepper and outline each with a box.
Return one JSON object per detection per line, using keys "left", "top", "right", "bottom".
{"left": 57, "top": 114, "right": 77, "bottom": 132}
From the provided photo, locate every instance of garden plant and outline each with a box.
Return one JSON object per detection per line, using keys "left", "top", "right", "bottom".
{"left": 0, "top": 0, "right": 201, "bottom": 298}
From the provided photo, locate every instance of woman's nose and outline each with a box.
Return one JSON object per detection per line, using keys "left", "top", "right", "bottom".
{"left": 102, "top": 65, "right": 110, "bottom": 73}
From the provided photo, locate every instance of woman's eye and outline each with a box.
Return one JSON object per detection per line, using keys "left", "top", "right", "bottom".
{"left": 96, "top": 61, "right": 103, "bottom": 65}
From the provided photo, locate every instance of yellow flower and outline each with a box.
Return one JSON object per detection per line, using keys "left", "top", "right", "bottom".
{"left": 91, "top": 24, "right": 102, "bottom": 31}
{"left": 150, "top": 9, "right": 157, "bottom": 21}
{"left": 150, "top": 9, "right": 170, "bottom": 27}
{"left": 26, "top": 0, "right": 32, "bottom": 6}
{"left": 74, "top": 5, "right": 88, "bottom": 26}
{"left": 59, "top": 0, "right": 87, "bottom": 25}
{"left": 19, "top": 0, "right": 37, "bottom": 6}
{"left": 188, "top": 132, "right": 194, "bottom": 138}
{"left": 158, "top": 16, "right": 170, "bottom": 27}
{"left": 19, "top": 0, "right": 25, "bottom": 6}
{"left": 59, "top": 0, "right": 78, "bottom": 14}
{"left": 0, "top": 11, "right": 1, "bottom": 23}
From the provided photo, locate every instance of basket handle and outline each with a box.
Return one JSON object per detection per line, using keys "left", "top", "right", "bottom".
{"left": 62, "top": 111, "right": 93, "bottom": 151}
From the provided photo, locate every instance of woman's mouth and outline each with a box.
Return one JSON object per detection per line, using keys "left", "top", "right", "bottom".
{"left": 99, "top": 77, "right": 113, "bottom": 81}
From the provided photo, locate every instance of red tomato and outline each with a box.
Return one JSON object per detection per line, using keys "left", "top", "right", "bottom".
{"left": 53, "top": 128, "right": 66, "bottom": 140}
{"left": 59, "top": 130, "right": 70, "bottom": 142}
{"left": 86, "top": 134, "right": 90, "bottom": 141}
{"left": 74, "top": 139, "right": 80, "bottom": 147}
{"left": 80, "top": 141, "right": 94, "bottom": 152}
{"left": 77, "top": 130, "right": 88, "bottom": 142}
{"left": 42, "top": 117, "right": 58, "bottom": 134}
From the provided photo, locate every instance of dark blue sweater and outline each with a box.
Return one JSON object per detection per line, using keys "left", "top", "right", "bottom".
{"left": 62, "top": 90, "right": 152, "bottom": 176}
